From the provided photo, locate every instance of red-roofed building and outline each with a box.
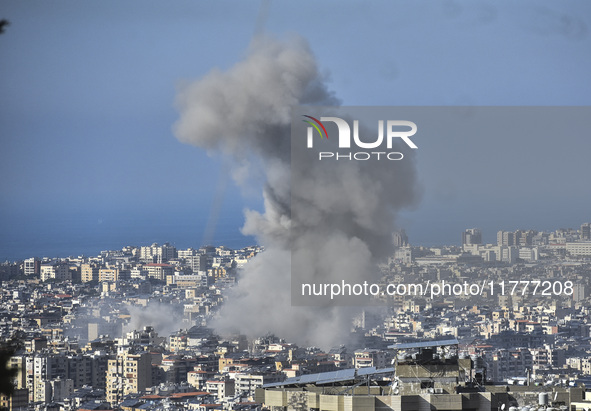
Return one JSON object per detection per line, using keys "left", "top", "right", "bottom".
{"left": 170, "top": 391, "right": 211, "bottom": 399}
{"left": 140, "top": 394, "right": 165, "bottom": 400}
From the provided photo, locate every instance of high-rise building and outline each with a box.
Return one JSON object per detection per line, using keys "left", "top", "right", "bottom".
{"left": 462, "top": 228, "right": 482, "bottom": 246}
{"left": 140, "top": 243, "right": 177, "bottom": 263}
{"left": 106, "top": 351, "right": 152, "bottom": 405}
{"left": 144, "top": 263, "right": 174, "bottom": 280}
{"left": 8, "top": 355, "right": 27, "bottom": 390}
{"left": 188, "top": 254, "right": 208, "bottom": 273}
{"left": 392, "top": 230, "right": 409, "bottom": 247}
{"left": 50, "top": 378, "right": 74, "bottom": 402}
{"left": 23, "top": 257, "right": 40, "bottom": 277}
{"left": 130, "top": 266, "right": 149, "bottom": 279}
{"left": 28, "top": 355, "right": 68, "bottom": 402}
{"left": 516, "top": 230, "right": 535, "bottom": 246}
{"left": 98, "top": 267, "right": 119, "bottom": 282}
{"left": 500, "top": 246, "right": 519, "bottom": 263}
{"left": 206, "top": 379, "right": 235, "bottom": 403}
{"left": 178, "top": 248, "right": 198, "bottom": 259}
{"left": 497, "top": 231, "right": 514, "bottom": 247}
{"left": 514, "top": 230, "right": 523, "bottom": 246}
{"left": 160, "top": 243, "right": 177, "bottom": 262}
{"left": 573, "top": 284, "right": 587, "bottom": 302}
{"left": 81, "top": 263, "right": 99, "bottom": 283}
{"left": 0, "top": 388, "right": 29, "bottom": 411}
{"left": 40, "top": 263, "right": 71, "bottom": 282}
{"left": 581, "top": 223, "right": 591, "bottom": 240}
{"left": 566, "top": 242, "right": 591, "bottom": 256}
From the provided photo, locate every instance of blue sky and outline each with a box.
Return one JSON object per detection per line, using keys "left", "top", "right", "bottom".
{"left": 1, "top": 1, "right": 590, "bottom": 258}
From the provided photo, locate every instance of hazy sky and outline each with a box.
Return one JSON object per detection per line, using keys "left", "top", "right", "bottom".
{"left": 1, "top": 1, "right": 590, "bottom": 258}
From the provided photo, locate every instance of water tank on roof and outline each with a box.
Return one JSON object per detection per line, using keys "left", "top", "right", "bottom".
{"left": 539, "top": 393, "right": 548, "bottom": 406}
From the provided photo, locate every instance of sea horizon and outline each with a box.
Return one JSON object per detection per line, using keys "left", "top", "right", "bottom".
{"left": 0, "top": 208, "right": 257, "bottom": 262}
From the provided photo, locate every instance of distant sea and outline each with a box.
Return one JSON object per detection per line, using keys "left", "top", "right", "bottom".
{"left": 0, "top": 207, "right": 461, "bottom": 262}
{"left": 0, "top": 209, "right": 257, "bottom": 261}
{"left": 3, "top": 206, "right": 582, "bottom": 263}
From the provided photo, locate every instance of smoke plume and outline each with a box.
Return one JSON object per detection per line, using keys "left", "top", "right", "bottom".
{"left": 174, "top": 35, "right": 419, "bottom": 349}
{"left": 123, "top": 303, "right": 184, "bottom": 337}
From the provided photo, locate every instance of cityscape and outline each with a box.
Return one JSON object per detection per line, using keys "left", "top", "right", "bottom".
{"left": 0, "top": 222, "right": 590, "bottom": 410}
{"left": 2, "top": 2, "right": 590, "bottom": 411}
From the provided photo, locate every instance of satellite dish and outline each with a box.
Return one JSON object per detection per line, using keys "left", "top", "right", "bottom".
{"left": 554, "top": 392, "right": 558, "bottom": 401}
{"left": 501, "top": 404, "right": 506, "bottom": 410}
{"left": 393, "top": 388, "right": 400, "bottom": 395}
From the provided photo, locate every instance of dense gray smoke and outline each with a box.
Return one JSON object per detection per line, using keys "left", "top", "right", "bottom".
{"left": 174, "top": 35, "right": 419, "bottom": 349}
{"left": 123, "top": 303, "right": 183, "bottom": 337}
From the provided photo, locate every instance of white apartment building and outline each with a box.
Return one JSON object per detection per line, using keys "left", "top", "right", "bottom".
{"left": 566, "top": 241, "right": 591, "bottom": 256}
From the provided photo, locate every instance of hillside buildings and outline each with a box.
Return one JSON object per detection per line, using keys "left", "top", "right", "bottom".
{"left": 1, "top": 223, "right": 591, "bottom": 410}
